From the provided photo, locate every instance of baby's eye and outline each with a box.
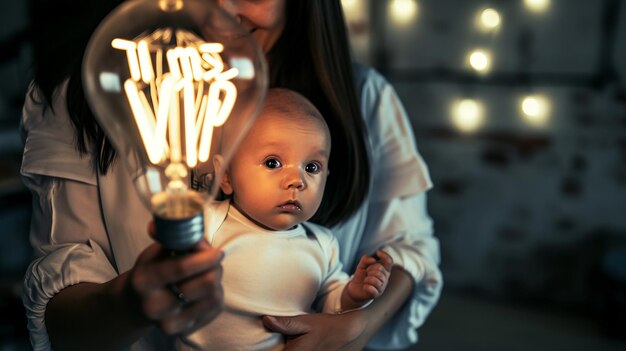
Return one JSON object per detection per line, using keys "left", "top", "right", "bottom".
{"left": 264, "top": 158, "right": 281, "bottom": 169}
{"left": 305, "top": 162, "right": 321, "bottom": 174}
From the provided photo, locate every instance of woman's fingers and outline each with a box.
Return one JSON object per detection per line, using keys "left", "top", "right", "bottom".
{"left": 262, "top": 315, "right": 311, "bottom": 336}
{"left": 141, "top": 288, "right": 183, "bottom": 320}
{"left": 134, "top": 246, "right": 224, "bottom": 293}
{"left": 175, "top": 268, "right": 224, "bottom": 302}
{"left": 128, "top": 237, "right": 225, "bottom": 336}
{"left": 180, "top": 294, "right": 225, "bottom": 335}
{"left": 142, "top": 276, "right": 224, "bottom": 336}
{"left": 158, "top": 292, "right": 224, "bottom": 335}
{"left": 263, "top": 312, "right": 369, "bottom": 351}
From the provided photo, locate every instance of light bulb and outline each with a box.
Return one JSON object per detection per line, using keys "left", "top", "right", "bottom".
{"left": 520, "top": 95, "right": 550, "bottom": 126}
{"left": 468, "top": 49, "right": 492, "bottom": 73}
{"left": 452, "top": 99, "right": 484, "bottom": 133}
{"left": 479, "top": 8, "right": 501, "bottom": 31}
{"left": 83, "top": 0, "right": 267, "bottom": 250}
{"left": 389, "top": 0, "right": 418, "bottom": 26}
{"left": 524, "top": 0, "right": 550, "bottom": 13}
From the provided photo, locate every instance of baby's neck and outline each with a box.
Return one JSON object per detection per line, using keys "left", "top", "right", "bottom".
{"left": 230, "top": 201, "right": 299, "bottom": 231}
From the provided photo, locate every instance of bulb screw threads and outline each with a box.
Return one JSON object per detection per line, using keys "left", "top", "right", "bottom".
{"left": 154, "top": 212, "right": 204, "bottom": 251}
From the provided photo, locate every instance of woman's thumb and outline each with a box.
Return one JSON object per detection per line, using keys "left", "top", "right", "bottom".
{"left": 262, "top": 315, "right": 309, "bottom": 335}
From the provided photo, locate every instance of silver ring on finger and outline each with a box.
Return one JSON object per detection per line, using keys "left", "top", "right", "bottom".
{"left": 168, "top": 284, "right": 189, "bottom": 305}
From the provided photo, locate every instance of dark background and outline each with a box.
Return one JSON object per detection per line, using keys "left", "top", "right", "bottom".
{"left": 1, "top": 0, "right": 625, "bottom": 350}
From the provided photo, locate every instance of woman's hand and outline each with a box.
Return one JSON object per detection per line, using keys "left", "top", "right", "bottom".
{"left": 262, "top": 267, "right": 416, "bottom": 351}
{"left": 45, "top": 225, "right": 225, "bottom": 351}
{"left": 262, "top": 311, "right": 369, "bottom": 351}
{"left": 126, "top": 223, "right": 225, "bottom": 336}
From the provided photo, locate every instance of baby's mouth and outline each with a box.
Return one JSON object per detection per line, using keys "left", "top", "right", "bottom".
{"left": 278, "top": 200, "right": 302, "bottom": 212}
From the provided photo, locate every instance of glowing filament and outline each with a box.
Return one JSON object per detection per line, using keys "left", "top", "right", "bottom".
{"left": 137, "top": 40, "right": 154, "bottom": 83}
{"left": 112, "top": 39, "right": 141, "bottom": 81}
{"left": 113, "top": 30, "right": 240, "bottom": 169}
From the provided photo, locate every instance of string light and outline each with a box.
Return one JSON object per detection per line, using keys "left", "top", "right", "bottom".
{"left": 468, "top": 49, "right": 492, "bottom": 73}
{"left": 524, "top": 0, "right": 550, "bottom": 13}
{"left": 452, "top": 99, "right": 485, "bottom": 133}
{"left": 389, "top": 0, "right": 418, "bottom": 26}
{"left": 479, "top": 8, "right": 501, "bottom": 31}
{"left": 341, "top": 0, "right": 359, "bottom": 12}
{"left": 520, "top": 95, "right": 551, "bottom": 126}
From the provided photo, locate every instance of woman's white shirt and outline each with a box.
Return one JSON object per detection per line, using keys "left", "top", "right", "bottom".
{"left": 20, "top": 66, "right": 442, "bottom": 350}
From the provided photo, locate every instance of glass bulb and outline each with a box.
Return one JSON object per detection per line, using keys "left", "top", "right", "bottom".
{"left": 83, "top": 0, "right": 267, "bottom": 250}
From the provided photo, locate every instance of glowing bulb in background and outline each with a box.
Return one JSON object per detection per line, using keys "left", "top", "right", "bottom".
{"left": 524, "top": 0, "right": 550, "bottom": 13}
{"left": 479, "top": 8, "right": 501, "bottom": 31}
{"left": 341, "top": 0, "right": 359, "bottom": 12}
{"left": 389, "top": 0, "right": 418, "bottom": 26}
{"left": 452, "top": 99, "right": 484, "bottom": 133}
{"left": 520, "top": 95, "right": 550, "bottom": 126}
{"left": 468, "top": 49, "right": 492, "bottom": 73}
{"left": 83, "top": 0, "right": 267, "bottom": 250}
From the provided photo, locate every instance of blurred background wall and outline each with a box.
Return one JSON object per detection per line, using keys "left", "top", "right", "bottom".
{"left": 0, "top": 0, "right": 33, "bottom": 349}
{"left": 0, "top": 0, "right": 625, "bottom": 350}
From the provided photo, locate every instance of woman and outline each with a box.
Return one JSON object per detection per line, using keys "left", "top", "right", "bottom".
{"left": 21, "top": 0, "right": 442, "bottom": 350}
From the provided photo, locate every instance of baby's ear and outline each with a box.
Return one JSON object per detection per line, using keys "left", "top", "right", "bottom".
{"left": 213, "top": 155, "right": 233, "bottom": 195}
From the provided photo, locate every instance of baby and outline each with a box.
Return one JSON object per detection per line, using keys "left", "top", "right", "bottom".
{"left": 183, "top": 88, "right": 392, "bottom": 350}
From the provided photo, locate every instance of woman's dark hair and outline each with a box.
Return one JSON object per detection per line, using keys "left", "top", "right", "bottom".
{"left": 31, "top": 0, "right": 370, "bottom": 227}
{"left": 268, "top": 0, "right": 370, "bottom": 226}
{"left": 30, "top": 0, "right": 122, "bottom": 171}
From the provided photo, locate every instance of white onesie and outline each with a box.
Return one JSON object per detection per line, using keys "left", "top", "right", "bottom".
{"left": 183, "top": 201, "right": 352, "bottom": 350}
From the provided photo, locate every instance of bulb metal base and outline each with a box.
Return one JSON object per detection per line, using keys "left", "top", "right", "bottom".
{"left": 154, "top": 211, "right": 204, "bottom": 251}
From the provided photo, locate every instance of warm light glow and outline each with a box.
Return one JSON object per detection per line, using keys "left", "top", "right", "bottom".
{"left": 341, "top": 0, "right": 359, "bottom": 12}
{"left": 158, "top": 0, "right": 183, "bottom": 12}
{"left": 113, "top": 29, "right": 239, "bottom": 169}
{"left": 468, "top": 49, "right": 492, "bottom": 73}
{"left": 389, "top": 0, "right": 418, "bottom": 26}
{"left": 479, "top": 8, "right": 501, "bottom": 30}
{"left": 452, "top": 99, "right": 484, "bottom": 133}
{"left": 524, "top": 0, "right": 550, "bottom": 13}
{"left": 124, "top": 79, "right": 158, "bottom": 163}
{"left": 169, "top": 84, "right": 181, "bottom": 164}
{"left": 520, "top": 95, "right": 551, "bottom": 126}
{"left": 112, "top": 39, "right": 141, "bottom": 81}
{"left": 137, "top": 40, "right": 154, "bottom": 83}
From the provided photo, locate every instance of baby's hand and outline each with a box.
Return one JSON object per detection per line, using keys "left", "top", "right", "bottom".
{"left": 346, "top": 250, "right": 393, "bottom": 302}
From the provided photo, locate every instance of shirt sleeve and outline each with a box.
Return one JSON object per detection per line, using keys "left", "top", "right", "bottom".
{"left": 354, "top": 66, "right": 443, "bottom": 348}
{"left": 366, "top": 193, "right": 442, "bottom": 348}
{"left": 358, "top": 67, "right": 432, "bottom": 202}
{"left": 21, "top": 176, "right": 118, "bottom": 351}
{"left": 20, "top": 81, "right": 96, "bottom": 185}
{"left": 20, "top": 83, "right": 118, "bottom": 351}
{"left": 304, "top": 224, "right": 350, "bottom": 314}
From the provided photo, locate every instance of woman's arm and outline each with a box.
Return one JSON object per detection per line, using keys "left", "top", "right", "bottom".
{"left": 46, "top": 238, "right": 225, "bottom": 351}
{"left": 22, "top": 176, "right": 224, "bottom": 350}
{"left": 262, "top": 266, "right": 413, "bottom": 351}
{"left": 46, "top": 273, "right": 149, "bottom": 351}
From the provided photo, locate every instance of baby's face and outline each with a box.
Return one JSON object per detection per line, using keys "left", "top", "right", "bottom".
{"left": 222, "top": 112, "right": 330, "bottom": 231}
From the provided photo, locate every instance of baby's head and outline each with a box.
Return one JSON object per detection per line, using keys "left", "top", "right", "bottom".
{"left": 216, "top": 88, "right": 331, "bottom": 231}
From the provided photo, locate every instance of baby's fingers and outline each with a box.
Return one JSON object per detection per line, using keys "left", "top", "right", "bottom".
{"left": 366, "top": 265, "right": 389, "bottom": 283}
{"left": 375, "top": 250, "right": 394, "bottom": 271}
{"left": 356, "top": 254, "right": 377, "bottom": 270}
{"left": 362, "top": 276, "right": 386, "bottom": 297}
